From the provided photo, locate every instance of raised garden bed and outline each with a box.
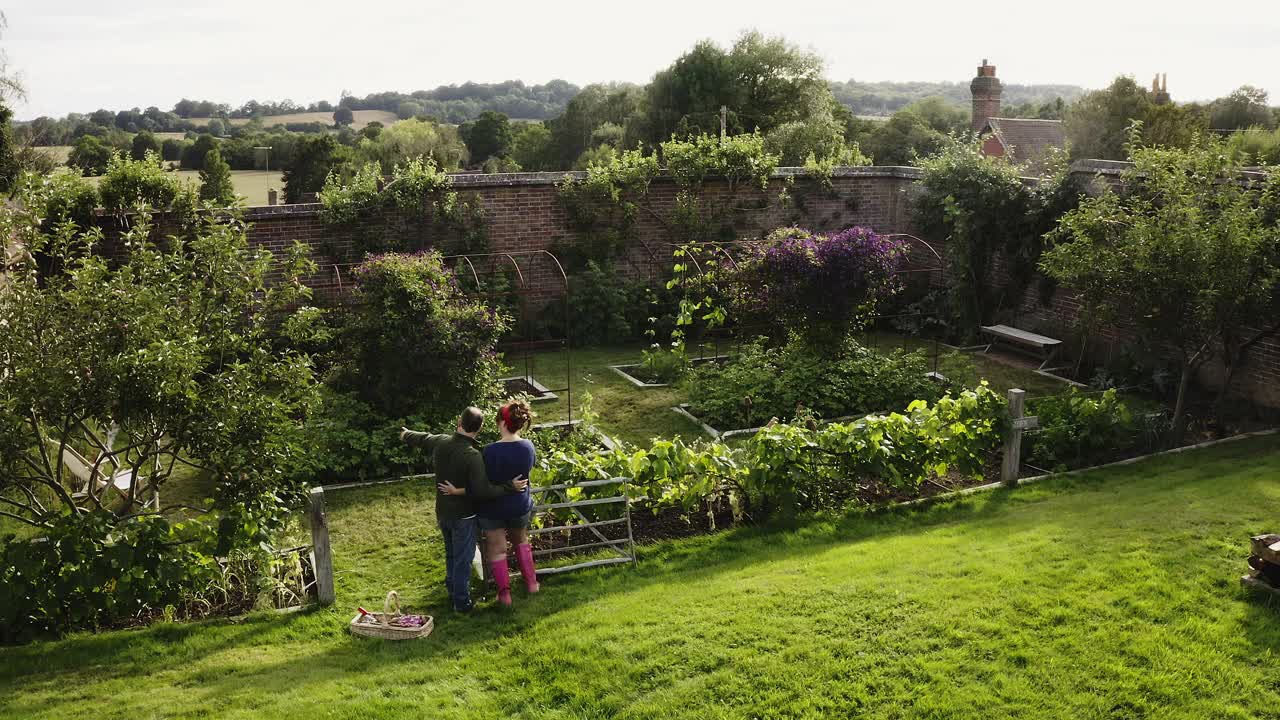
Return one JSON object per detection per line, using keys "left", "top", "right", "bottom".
{"left": 608, "top": 355, "right": 731, "bottom": 388}
{"left": 499, "top": 375, "right": 558, "bottom": 402}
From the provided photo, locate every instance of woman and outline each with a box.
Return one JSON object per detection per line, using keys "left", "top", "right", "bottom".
{"left": 478, "top": 399, "right": 539, "bottom": 606}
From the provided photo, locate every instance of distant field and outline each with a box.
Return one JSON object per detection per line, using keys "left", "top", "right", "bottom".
{"left": 83, "top": 169, "right": 284, "bottom": 206}
{"left": 187, "top": 110, "right": 399, "bottom": 130}
{"left": 36, "top": 145, "right": 73, "bottom": 164}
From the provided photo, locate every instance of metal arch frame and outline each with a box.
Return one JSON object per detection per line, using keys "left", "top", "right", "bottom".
{"left": 321, "top": 248, "right": 576, "bottom": 425}
{"left": 651, "top": 239, "right": 774, "bottom": 361}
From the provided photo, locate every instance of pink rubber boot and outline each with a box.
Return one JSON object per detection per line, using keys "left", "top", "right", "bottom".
{"left": 516, "top": 543, "right": 540, "bottom": 593}
{"left": 489, "top": 556, "right": 512, "bottom": 606}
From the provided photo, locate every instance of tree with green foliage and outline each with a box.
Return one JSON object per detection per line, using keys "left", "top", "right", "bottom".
{"left": 905, "top": 97, "right": 970, "bottom": 134}
{"left": 397, "top": 100, "right": 424, "bottom": 119}
{"left": 764, "top": 110, "right": 869, "bottom": 167}
{"left": 0, "top": 185, "right": 319, "bottom": 638}
{"left": 130, "top": 130, "right": 161, "bottom": 161}
{"left": 355, "top": 117, "right": 467, "bottom": 172}
{"left": 545, "top": 83, "right": 643, "bottom": 169}
{"left": 728, "top": 31, "right": 828, "bottom": 133}
{"left": 1063, "top": 77, "right": 1151, "bottom": 160}
{"left": 333, "top": 107, "right": 355, "bottom": 127}
{"left": 0, "top": 99, "right": 20, "bottom": 191}
{"left": 461, "top": 110, "right": 513, "bottom": 165}
{"left": 336, "top": 251, "right": 508, "bottom": 419}
{"left": 639, "top": 39, "right": 743, "bottom": 143}
{"left": 509, "top": 122, "right": 553, "bottom": 171}
{"left": 0, "top": 193, "right": 317, "bottom": 528}
{"left": 180, "top": 134, "right": 218, "bottom": 170}
{"left": 1211, "top": 85, "right": 1275, "bottom": 131}
{"left": 206, "top": 117, "right": 227, "bottom": 137}
{"left": 283, "top": 134, "right": 349, "bottom": 203}
{"left": 1041, "top": 136, "right": 1280, "bottom": 442}
{"left": 573, "top": 145, "right": 617, "bottom": 170}
{"left": 1141, "top": 102, "right": 1209, "bottom": 151}
{"left": 198, "top": 147, "right": 236, "bottom": 205}
{"left": 860, "top": 112, "right": 946, "bottom": 165}
{"left": 1063, "top": 76, "right": 1208, "bottom": 160}
{"left": 637, "top": 32, "right": 831, "bottom": 147}
{"left": 160, "top": 137, "right": 186, "bottom": 162}
{"left": 68, "top": 135, "right": 114, "bottom": 175}
{"left": 1226, "top": 126, "right": 1280, "bottom": 166}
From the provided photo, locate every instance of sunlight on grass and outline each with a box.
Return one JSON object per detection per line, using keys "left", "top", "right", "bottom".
{"left": 3, "top": 436, "right": 1280, "bottom": 719}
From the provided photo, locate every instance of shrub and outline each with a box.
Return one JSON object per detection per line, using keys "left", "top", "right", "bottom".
{"left": 685, "top": 335, "right": 941, "bottom": 429}
{"left": 319, "top": 156, "right": 454, "bottom": 226}
{"left": 563, "top": 261, "right": 631, "bottom": 345}
{"left": 67, "top": 135, "right": 113, "bottom": 175}
{"left": 14, "top": 169, "right": 99, "bottom": 233}
{"left": 336, "top": 250, "right": 509, "bottom": 422}
{"left": 198, "top": 147, "right": 237, "bottom": 205}
{"left": 1025, "top": 388, "right": 1165, "bottom": 471}
{"left": 180, "top": 134, "right": 218, "bottom": 170}
{"left": 98, "top": 152, "right": 195, "bottom": 212}
{"left": 727, "top": 226, "right": 908, "bottom": 340}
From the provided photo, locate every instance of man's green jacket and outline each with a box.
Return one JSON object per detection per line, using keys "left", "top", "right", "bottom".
{"left": 403, "top": 430, "right": 512, "bottom": 523}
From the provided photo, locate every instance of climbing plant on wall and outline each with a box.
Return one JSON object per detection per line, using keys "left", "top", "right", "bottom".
{"left": 913, "top": 139, "right": 1080, "bottom": 341}
{"left": 554, "top": 133, "right": 781, "bottom": 272}
{"left": 318, "top": 157, "right": 490, "bottom": 256}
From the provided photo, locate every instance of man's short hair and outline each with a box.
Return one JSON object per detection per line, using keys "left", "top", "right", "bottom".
{"left": 460, "top": 406, "right": 485, "bottom": 433}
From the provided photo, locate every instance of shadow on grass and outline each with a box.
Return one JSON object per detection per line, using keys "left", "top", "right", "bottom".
{"left": 4, "top": 434, "right": 1280, "bottom": 712}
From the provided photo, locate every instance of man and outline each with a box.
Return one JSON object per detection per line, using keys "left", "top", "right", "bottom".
{"left": 401, "top": 407, "right": 527, "bottom": 612}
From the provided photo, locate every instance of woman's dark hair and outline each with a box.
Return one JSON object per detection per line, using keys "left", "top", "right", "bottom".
{"left": 500, "top": 399, "right": 531, "bottom": 433}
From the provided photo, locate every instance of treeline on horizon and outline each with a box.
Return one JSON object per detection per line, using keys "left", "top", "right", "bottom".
{"left": 20, "top": 78, "right": 1088, "bottom": 142}
{"left": 9, "top": 29, "right": 1280, "bottom": 198}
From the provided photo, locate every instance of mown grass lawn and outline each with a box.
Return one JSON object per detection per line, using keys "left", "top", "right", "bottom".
{"left": 3, "top": 435, "right": 1280, "bottom": 719}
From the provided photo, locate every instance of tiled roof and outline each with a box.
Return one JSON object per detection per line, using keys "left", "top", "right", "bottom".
{"left": 981, "top": 118, "right": 1066, "bottom": 168}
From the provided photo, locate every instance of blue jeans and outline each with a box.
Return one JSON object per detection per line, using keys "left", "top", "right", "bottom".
{"left": 439, "top": 516, "right": 478, "bottom": 610}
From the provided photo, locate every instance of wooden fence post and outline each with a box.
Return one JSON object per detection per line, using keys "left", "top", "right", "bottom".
{"left": 1002, "top": 388, "right": 1027, "bottom": 488}
{"left": 308, "top": 487, "right": 336, "bottom": 606}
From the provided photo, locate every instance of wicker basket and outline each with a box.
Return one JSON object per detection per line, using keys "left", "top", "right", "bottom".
{"left": 349, "top": 591, "right": 434, "bottom": 640}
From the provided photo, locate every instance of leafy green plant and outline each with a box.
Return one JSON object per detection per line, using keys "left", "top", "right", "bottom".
{"left": 529, "top": 383, "right": 1005, "bottom": 521}
{"left": 0, "top": 512, "right": 282, "bottom": 643}
{"left": 914, "top": 138, "right": 1079, "bottom": 341}
{"left": 334, "top": 250, "right": 509, "bottom": 422}
{"left": 684, "top": 336, "right": 941, "bottom": 430}
{"left": 97, "top": 151, "right": 197, "bottom": 216}
{"left": 635, "top": 343, "right": 689, "bottom": 384}
{"left": 1025, "top": 389, "right": 1164, "bottom": 471}
{"left": 319, "top": 156, "right": 453, "bottom": 225}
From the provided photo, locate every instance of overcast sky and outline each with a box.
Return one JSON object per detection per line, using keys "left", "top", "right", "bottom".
{"left": 6, "top": 0, "right": 1280, "bottom": 119}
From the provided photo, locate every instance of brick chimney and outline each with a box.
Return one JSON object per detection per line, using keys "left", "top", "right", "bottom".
{"left": 1152, "top": 73, "right": 1171, "bottom": 105}
{"left": 970, "top": 59, "right": 1002, "bottom": 131}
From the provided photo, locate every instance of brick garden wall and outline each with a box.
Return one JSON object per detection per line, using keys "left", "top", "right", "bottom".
{"left": 107, "top": 162, "right": 1280, "bottom": 408}
{"left": 226, "top": 166, "right": 924, "bottom": 304}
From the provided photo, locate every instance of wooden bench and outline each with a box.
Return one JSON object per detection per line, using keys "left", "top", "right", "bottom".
{"left": 979, "top": 324, "right": 1064, "bottom": 371}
